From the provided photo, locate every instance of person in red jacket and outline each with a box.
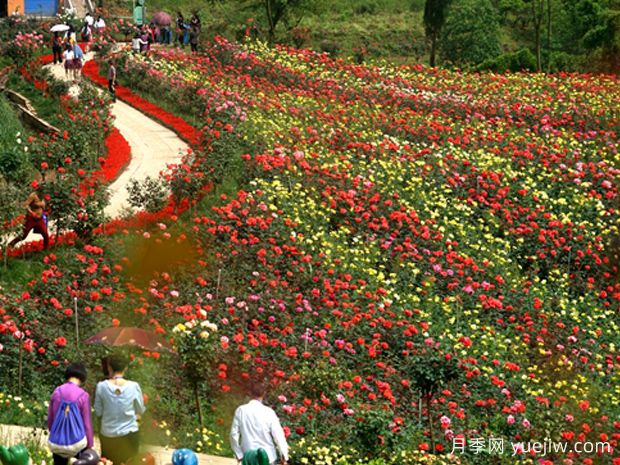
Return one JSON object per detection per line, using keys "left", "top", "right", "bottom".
{"left": 9, "top": 192, "right": 49, "bottom": 249}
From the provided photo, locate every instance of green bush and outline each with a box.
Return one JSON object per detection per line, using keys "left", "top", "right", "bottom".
{"left": 354, "top": 0, "right": 379, "bottom": 15}
{"left": 477, "top": 48, "right": 537, "bottom": 72}
{"left": 320, "top": 39, "right": 340, "bottom": 56}
{"left": 127, "top": 176, "right": 170, "bottom": 213}
{"left": 547, "top": 51, "right": 580, "bottom": 73}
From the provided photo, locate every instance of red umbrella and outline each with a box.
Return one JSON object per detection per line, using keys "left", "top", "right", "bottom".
{"left": 84, "top": 327, "right": 174, "bottom": 352}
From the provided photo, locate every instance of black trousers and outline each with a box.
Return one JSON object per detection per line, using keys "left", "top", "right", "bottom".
{"left": 100, "top": 431, "right": 140, "bottom": 465}
{"left": 108, "top": 79, "right": 116, "bottom": 102}
{"left": 53, "top": 454, "right": 69, "bottom": 465}
{"left": 53, "top": 45, "right": 62, "bottom": 64}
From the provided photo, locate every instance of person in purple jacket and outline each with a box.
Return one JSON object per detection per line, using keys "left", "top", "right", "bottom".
{"left": 48, "top": 363, "right": 95, "bottom": 465}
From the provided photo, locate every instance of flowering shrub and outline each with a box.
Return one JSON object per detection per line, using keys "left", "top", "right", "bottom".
{"left": 173, "top": 319, "right": 223, "bottom": 397}
{"left": 5, "top": 31, "right": 44, "bottom": 66}
{"left": 0, "top": 393, "right": 47, "bottom": 427}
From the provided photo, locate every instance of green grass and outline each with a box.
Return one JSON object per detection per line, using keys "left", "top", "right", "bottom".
{"left": 0, "top": 254, "right": 46, "bottom": 285}
{"left": 6, "top": 72, "right": 64, "bottom": 129}
{"left": 0, "top": 95, "right": 23, "bottom": 150}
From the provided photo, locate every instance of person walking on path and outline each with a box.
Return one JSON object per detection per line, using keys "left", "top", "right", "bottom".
{"left": 52, "top": 32, "right": 63, "bottom": 64}
{"left": 63, "top": 44, "right": 75, "bottom": 80}
{"left": 81, "top": 22, "right": 92, "bottom": 44}
{"left": 84, "top": 12, "right": 94, "bottom": 28}
{"left": 230, "top": 383, "right": 289, "bottom": 465}
{"left": 9, "top": 192, "right": 49, "bottom": 249}
{"left": 47, "top": 363, "right": 95, "bottom": 465}
{"left": 72, "top": 41, "right": 84, "bottom": 79}
{"left": 94, "top": 354, "right": 146, "bottom": 465}
{"left": 95, "top": 16, "right": 106, "bottom": 34}
{"left": 108, "top": 60, "right": 117, "bottom": 102}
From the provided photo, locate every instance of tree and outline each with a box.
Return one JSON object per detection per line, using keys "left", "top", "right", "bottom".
{"left": 241, "top": 0, "right": 323, "bottom": 43}
{"left": 440, "top": 0, "right": 502, "bottom": 66}
{"left": 529, "top": 0, "right": 546, "bottom": 71}
{"left": 554, "top": 0, "right": 620, "bottom": 72}
{"left": 422, "top": 0, "right": 452, "bottom": 66}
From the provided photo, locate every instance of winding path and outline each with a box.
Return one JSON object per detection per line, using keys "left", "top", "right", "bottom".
{"left": 44, "top": 54, "right": 188, "bottom": 218}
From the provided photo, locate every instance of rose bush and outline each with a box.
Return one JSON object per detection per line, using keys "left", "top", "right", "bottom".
{"left": 92, "top": 39, "right": 619, "bottom": 463}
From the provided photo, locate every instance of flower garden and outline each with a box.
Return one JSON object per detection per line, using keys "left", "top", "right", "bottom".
{"left": 0, "top": 16, "right": 619, "bottom": 465}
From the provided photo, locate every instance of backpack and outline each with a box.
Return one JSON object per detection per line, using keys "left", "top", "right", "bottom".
{"left": 48, "top": 388, "right": 87, "bottom": 458}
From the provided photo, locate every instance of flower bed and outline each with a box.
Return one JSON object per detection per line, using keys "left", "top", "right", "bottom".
{"left": 1, "top": 35, "right": 619, "bottom": 465}
{"left": 97, "top": 40, "right": 620, "bottom": 464}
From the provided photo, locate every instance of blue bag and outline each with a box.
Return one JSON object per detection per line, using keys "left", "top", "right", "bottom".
{"left": 172, "top": 449, "right": 197, "bottom": 465}
{"left": 48, "top": 388, "right": 87, "bottom": 458}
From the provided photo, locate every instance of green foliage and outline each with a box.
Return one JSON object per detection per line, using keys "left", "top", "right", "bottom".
{"left": 440, "top": 0, "right": 501, "bottom": 65}
{"left": 0, "top": 97, "right": 22, "bottom": 149}
{"left": 240, "top": 0, "right": 328, "bottom": 42}
{"left": 127, "top": 176, "right": 169, "bottom": 213}
{"left": 0, "top": 178, "right": 23, "bottom": 256}
{"left": 476, "top": 47, "right": 536, "bottom": 72}
{"left": 546, "top": 50, "right": 580, "bottom": 72}
{"left": 354, "top": 0, "right": 380, "bottom": 15}
{"left": 0, "top": 98, "right": 30, "bottom": 185}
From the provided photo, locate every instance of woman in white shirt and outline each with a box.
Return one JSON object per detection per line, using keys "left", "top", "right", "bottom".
{"left": 63, "top": 45, "right": 75, "bottom": 79}
{"left": 94, "top": 354, "right": 146, "bottom": 465}
{"left": 95, "top": 16, "right": 106, "bottom": 33}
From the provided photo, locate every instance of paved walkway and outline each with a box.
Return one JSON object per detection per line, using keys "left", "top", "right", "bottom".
{"left": 44, "top": 56, "right": 188, "bottom": 218}
{"left": 0, "top": 424, "right": 235, "bottom": 465}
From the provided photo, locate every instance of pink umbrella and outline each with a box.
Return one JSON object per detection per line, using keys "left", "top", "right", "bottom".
{"left": 84, "top": 327, "right": 174, "bottom": 352}
{"left": 151, "top": 11, "right": 172, "bottom": 27}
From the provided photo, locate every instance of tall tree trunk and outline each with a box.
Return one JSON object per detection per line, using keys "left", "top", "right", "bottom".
{"left": 532, "top": 0, "right": 543, "bottom": 71}
{"left": 535, "top": 26, "right": 541, "bottom": 71}
{"left": 427, "top": 394, "right": 435, "bottom": 451}
{"left": 265, "top": 0, "right": 275, "bottom": 43}
{"left": 194, "top": 381, "right": 204, "bottom": 428}
{"left": 429, "top": 32, "right": 437, "bottom": 67}
{"left": 546, "top": 0, "right": 552, "bottom": 72}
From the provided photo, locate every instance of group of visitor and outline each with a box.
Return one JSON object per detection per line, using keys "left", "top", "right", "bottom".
{"left": 175, "top": 11, "right": 201, "bottom": 53}
{"left": 48, "top": 355, "right": 145, "bottom": 465}
{"left": 48, "top": 357, "right": 290, "bottom": 465}
{"left": 82, "top": 12, "right": 106, "bottom": 43}
{"left": 63, "top": 40, "right": 85, "bottom": 81}
{"left": 131, "top": 25, "right": 153, "bottom": 55}
{"left": 50, "top": 25, "right": 88, "bottom": 82}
